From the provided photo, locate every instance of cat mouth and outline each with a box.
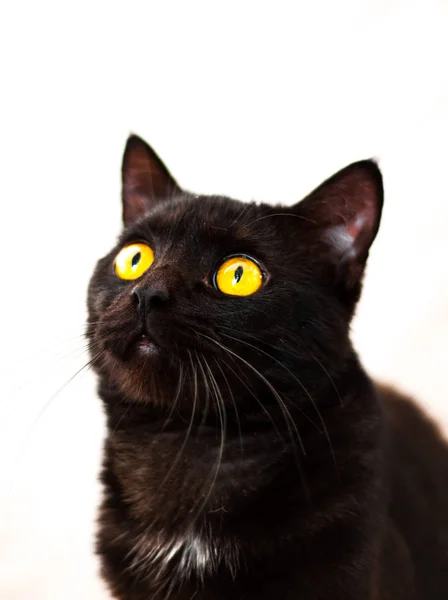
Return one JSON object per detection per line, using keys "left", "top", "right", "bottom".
{"left": 135, "top": 333, "right": 158, "bottom": 355}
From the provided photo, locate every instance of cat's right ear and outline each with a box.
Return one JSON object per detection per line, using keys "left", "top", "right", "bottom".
{"left": 121, "top": 135, "right": 182, "bottom": 226}
{"left": 292, "top": 159, "right": 383, "bottom": 301}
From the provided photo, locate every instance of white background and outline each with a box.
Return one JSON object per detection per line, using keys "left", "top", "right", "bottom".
{"left": 0, "top": 2, "right": 447, "bottom": 598}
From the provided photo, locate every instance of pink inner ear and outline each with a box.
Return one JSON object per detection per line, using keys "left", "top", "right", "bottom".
{"left": 324, "top": 205, "right": 376, "bottom": 261}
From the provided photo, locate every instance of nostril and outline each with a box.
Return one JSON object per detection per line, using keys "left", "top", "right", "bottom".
{"left": 131, "top": 287, "right": 170, "bottom": 311}
{"left": 132, "top": 289, "right": 143, "bottom": 308}
{"left": 149, "top": 289, "right": 170, "bottom": 308}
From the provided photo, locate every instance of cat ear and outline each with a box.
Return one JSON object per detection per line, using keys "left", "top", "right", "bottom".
{"left": 297, "top": 160, "right": 383, "bottom": 290}
{"left": 121, "top": 134, "right": 182, "bottom": 225}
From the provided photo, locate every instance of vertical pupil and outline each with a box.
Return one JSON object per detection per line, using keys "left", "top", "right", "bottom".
{"left": 234, "top": 265, "right": 244, "bottom": 283}
{"left": 132, "top": 252, "right": 141, "bottom": 268}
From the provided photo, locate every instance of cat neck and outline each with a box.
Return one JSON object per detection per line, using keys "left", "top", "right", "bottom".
{"left": 97, "top": 362, "right": 382, "bottom": 596}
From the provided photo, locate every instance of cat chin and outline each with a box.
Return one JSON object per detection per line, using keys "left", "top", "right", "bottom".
{"left": 97, "top": 345, "right": 187, "bottom": 406}
{"left": 97, "top": 348, "right": 160, "bottom": 403}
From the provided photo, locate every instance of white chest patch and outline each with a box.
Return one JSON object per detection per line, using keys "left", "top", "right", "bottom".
{"left": 128, "top": 529, "right": 220, "bottom": 582}
{"left": 164, "top": 533, "right": 214, "bottom": 571}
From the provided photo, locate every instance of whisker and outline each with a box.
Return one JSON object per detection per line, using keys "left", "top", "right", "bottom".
{"left": 2, "top": 339, "right": 101, "bottom": 422}
{"left": 7, "top": 348, "right": 106, "bottom": 500}
{"left": 191, "top": 354, "right": 226, "bottom": 524}
{"left": 218, "top": 325, "right": 343, "bottom": 409}
{"left": 30, "top": 348, "right": 105, "bottom": 428}
{"left": 192, "top": 330, "right": 309, "bottom": 498}
{"left": 156, "top": 348, "right": 185, "bottom": 436}
{"left": 199, "top": 332, "right": 305, "bottom": 454}
{"left": 220, "top": 331, "right": 336, "bottom": 466}
{"left": 213, "top": 357, "right": 243, "bottom": 460}
{"left": 157, "top": 351, "right": 196, "bottom": 492}
{"left": 196, "top": 353, "right": 211, "bottom": 435}
{"left": 109, "top": 400, "right": 135, "bottom": 440}
{"left": 308, "top": 351, "right": 343, "bottom": 408}
{"left": 236, "top": 211, "right": 316, "bottom": 233}
{"left": 228, "top": 201, "right": 254, "bottom": 229}
{"left": 217, "top": 355, "right": 287, "bottom": 449}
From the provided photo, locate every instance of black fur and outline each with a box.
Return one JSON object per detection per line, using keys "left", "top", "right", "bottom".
{"left": 87, "top": 135, "right": 448, "bottom": 599}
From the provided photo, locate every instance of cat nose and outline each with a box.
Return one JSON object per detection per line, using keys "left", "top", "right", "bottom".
{"left": 132, "top": 285, "right": 170, "bottom": 311}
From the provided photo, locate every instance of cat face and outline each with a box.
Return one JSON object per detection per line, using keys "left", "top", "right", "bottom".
{"left": 87, "top": 136, "right": 383, "bottom": 410}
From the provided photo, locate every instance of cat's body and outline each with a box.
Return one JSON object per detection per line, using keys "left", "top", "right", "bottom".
{"left": 88, "top": 136, "right": 448, "bottom": 599}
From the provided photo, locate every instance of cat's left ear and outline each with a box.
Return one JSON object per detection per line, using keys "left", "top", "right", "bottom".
{"left": 121, "top": 134, "right": 183, "bottom": 226}
{"left": 296, "top": 160, "right": 383, "bottom": 292}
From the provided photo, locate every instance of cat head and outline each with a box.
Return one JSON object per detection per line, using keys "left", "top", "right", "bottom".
{"left": 87, "top": 135, "right": 383, "bottom": 411}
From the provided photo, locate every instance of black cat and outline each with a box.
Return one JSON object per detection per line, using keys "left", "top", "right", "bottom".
{"left": 87, "top": 135, "right": 448, "bottom": 599}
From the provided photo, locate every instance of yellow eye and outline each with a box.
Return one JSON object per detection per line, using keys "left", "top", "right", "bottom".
{"left": 114, "top": 243, "right": 154, "bottom": 280}
{"left": 215, "top": 256, "right": 263, "bottom": 296}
